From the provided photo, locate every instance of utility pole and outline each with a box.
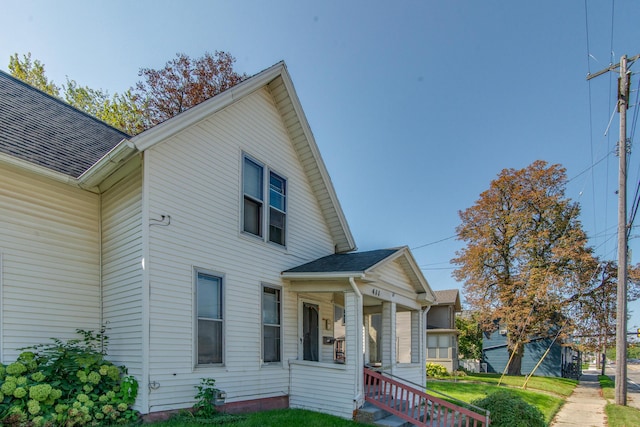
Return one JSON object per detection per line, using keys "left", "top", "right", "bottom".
{"left": 587, "top": 53, "right": 638, "bottom": 405}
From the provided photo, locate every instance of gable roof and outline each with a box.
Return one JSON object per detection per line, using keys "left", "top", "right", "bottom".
{"left": 282, "top": 246, "right": 436, "bottom": 302}
{"left": 0, "top": 70, "right": 129, "bottom": 178}
{"left": 434, "top": 289, "right": 462, "bottom": 311}
{"left": 130, "top": 61, "right": 356, "bottom": 253}
{"left": 0, "top": 62, "right": 355, "bottom": 252}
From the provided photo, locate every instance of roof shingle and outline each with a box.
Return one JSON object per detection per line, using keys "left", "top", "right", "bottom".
{"left": 0, "top": 71, "right": 129, "bottom": 178}
{"left": 283, "top": 249, "right": 399, "bottom": 274}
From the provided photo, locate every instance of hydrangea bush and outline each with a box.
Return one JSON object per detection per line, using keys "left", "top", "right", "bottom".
{"left": 0, "top": 329, "right": 139, "bottom": 426}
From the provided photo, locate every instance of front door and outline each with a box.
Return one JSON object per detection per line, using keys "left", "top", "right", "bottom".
{"left": 303, "top": 302, "right": 319, "bottom": 361}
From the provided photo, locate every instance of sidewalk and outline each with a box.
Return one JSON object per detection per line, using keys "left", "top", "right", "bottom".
{"left": 550, "top": 370, "right": 607, "bottom": 427}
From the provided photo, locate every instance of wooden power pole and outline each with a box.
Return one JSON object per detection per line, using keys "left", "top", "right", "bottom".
{"left": 587, "top": 53, "right": 638, "bottom": 405}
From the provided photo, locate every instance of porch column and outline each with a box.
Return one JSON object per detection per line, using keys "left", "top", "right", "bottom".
{"left": 345, "top": 290, "right": 364, "bottom": 406}
{"left": 381, "top": 301, "right": 396, "bottom": 372}
{"left": 411, "top": 310, "right": 421, "bottom": 364}
{"left": 363, "top": 314, "right": 370, "bottom": 364}
{"left": 417, "top": 309, "right": 427, "bottom": 386}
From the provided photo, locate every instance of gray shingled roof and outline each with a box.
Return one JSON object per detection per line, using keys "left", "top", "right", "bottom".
{"left": 283, "top": 249, "right": 399, "bottom": 274}
{"left": 0, "top": 71, "right": 129, "bottom": 178}
{"left": 434, "top": 289, "right": 461, "bottom": 310}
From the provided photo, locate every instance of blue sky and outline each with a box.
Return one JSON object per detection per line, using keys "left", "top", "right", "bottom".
{"left": 2, "top": 1, "right": 640, "bottom": 329}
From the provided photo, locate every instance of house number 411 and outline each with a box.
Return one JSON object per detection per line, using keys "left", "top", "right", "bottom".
{"left": 371, "top": 289, "right": 381, "bottom": 297}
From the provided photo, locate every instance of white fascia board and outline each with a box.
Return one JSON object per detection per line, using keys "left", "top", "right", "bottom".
{"left": 77, "top": 138, "right": 138, "bottom": 189}
{"left": 281, "top": 272, "right": 365, "bottom": 281}
{"left": 130, "top": 62, "right": 287, "bottom": 152}
{"left": 0, "top": 151, "right": 81, "bottom": 189}
{"left": 277, "top": 67, "right": 356, "bottom": 253}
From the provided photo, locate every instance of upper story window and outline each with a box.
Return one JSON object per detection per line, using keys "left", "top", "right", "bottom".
{"left": 269, "top": 172, "right": 286, "bottom": 245}
{"left": 243, "top": 157, "right": 264, "bottom": 237}
{"left": 242, "top": 154, "right": 287, "bottom": 247}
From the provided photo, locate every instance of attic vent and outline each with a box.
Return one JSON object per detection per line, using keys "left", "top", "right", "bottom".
{"left": 499, "top": 328, "right": 507, "bottom": 336}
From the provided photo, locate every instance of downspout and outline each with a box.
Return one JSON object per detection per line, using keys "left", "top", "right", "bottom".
{"left": 349, "top": 277, "right": 364, "bottom": 407}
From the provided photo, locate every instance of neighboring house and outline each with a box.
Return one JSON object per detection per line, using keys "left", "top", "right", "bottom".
{"left": 426, "top": 289, "right": 461, "bottom": 372}
{"left": 0, "top": 63, "right": 436, "bottom": 419}
{"left": 482, "top": 329, "right": 582, "bottom": 378}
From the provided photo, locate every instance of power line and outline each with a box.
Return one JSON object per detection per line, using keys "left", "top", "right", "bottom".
{"left": 410, "top": 235, "right": 456, "bottom": 251}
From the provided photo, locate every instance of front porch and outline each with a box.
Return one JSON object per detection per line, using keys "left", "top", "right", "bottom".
{"left": 282, "top": 247, "right": 435, "bottom": 419}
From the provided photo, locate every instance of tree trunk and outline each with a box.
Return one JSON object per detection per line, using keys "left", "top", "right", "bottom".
{"left": 507, "top": 341, "right": 523, "bottom": 376}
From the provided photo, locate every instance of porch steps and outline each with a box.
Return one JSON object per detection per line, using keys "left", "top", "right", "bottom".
{"left": 357, "top": 400, "right": 474, "bottom": 427}
{"left": 356, "top": 402, "right": 414, "bottom": 427}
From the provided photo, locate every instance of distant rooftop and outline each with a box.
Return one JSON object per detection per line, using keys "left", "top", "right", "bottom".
{"left": 434, "top": 289, "right": 461, "bottom": 311}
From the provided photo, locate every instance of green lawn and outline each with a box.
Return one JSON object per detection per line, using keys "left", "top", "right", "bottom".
{"left": 427, "top": 380, "right": 564, "bottom": 424}
{"left": 443, "top": 372, "right": 577, "bottom": 397}
{"left": 598, "top": 375, "right": 640, "bottom": 427}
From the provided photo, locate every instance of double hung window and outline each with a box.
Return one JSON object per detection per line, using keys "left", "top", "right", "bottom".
{"left": 262, "top": 285, "right": 281, "bottom": 363}
{"left": 242, "top": 155, "right": 286, "bottom": 246}
{"left": 196, "top": 270, "right": 223, "bottom": 365}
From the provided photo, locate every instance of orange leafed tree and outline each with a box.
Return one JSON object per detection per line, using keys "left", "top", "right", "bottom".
{"left": 452, "top": 160, "right": 594, "bottom": 375}
{"left": 134, "top": 51, "right": 247, "bottom": 130}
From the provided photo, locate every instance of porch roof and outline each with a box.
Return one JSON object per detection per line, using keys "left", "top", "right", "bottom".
{"left": 283, "top": 248, "right": 397, "bottom": 275}
{"left": 282, "top": 247, "right": 436, "bottom": 307}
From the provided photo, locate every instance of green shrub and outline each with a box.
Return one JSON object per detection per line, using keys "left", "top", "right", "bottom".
{"left": 426, "top": 363, "right": 448, "bottom": 378}
{"left": 0, "top": 328, "right": 139, "bottom": 426}
{"left": 471, "top": 390, "right": 545, "bottom": 427}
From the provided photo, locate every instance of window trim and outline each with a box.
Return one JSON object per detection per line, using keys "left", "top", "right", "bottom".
{"left": 261, "top": 284, "right": 282, "bottom": 365}
{"left": 268, "top": 170, "right": 287, "bottom": 246}
{"left": 242, "top": 155, "right": 265, "bottom": 238}
{"left": 241, "top": 152, "right": 288, "bottom": 248}
{"left": 195, "top": 268, "right": 225, "bottom": 367}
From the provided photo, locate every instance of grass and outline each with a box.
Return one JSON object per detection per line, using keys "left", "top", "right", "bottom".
{"left": 598, "top": 375, "right": 640, "bottom": 427}
{"left": 598, "top": 375, "right": 615, "bottom": 400}
{"left": 444, "top": 372, "right": 577, "bottom": 397}
{"left": 605, "top": 403, "right": 640, "bottom": 427}
{"left": 141, "top": 409, "right": 361, "bottom": 427}
{"left": 427, "top": 379, "right": 564, "bottom": 424}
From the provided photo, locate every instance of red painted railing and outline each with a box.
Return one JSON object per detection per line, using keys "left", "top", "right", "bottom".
{"left": 363, "top": 369, "right": 490, "bottom": 427}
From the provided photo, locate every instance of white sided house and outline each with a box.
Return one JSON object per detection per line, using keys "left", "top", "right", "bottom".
{"left": 0, "top": 63, "right": 437, "bottom": 420}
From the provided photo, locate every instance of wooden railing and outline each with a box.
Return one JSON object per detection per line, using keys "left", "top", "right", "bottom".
{"left": 363, "top": 368, "right": 490, "bottom": 427}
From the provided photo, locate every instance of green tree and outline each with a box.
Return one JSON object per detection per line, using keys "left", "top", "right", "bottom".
{"left": 456, "top": 313, "right": 483, "bottom": 360}
{"left": 8, "top": 52, "right": 59, "bottom": 97}
{"left": 8, "top": 51, "right": 245, "bottom": 135}
{"left": 452, "top": 160, "right": 593, "bottom": 375}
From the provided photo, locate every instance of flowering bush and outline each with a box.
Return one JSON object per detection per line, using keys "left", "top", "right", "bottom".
{"left": 0, "top": 329, "right": 139, "bottom": 426}
{"left": 426, "top": 362, "right": 448, "bottom": 378}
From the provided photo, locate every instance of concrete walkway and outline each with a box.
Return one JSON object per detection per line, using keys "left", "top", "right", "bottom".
{"left": 550, "top": 371, "right": 607, "bottom": 427}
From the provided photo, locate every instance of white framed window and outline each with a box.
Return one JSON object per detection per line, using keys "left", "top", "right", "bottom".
{"left": 268, "top": 172, "right": 286, "bottom": 246}
{"left": 243, "top": 156, "right": 264, "bottom": 237}
{"left": 262, "top": 285, "right": 282, "bottom": 363}
{"left": 242, "top": 153, "right": 287, "bottom": 247}
{"left": 196, "top": 270, "right": 224, "bottom": 365}
{"left": 427, "top": 334, "right": 450, "bottom": 359}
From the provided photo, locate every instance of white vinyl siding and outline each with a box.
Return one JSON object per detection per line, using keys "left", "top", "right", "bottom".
{"left": 0, "top": 164, "right": 101, "bottom": 361}
{"left": 101, "top": 163, "right": 143, "bottom": 381}
{"left": 144, "top": 87, "right": 335, "bottom": 412}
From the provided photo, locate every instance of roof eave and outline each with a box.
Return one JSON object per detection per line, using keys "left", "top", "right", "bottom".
{"left": 0, "top": 151, "right": 82, "bottom": 189}
{"left": 77, "top": 138, "right": 138, "bottom": 189}
{"left": 281, "top": 272, "right": 365, "bottom": 281}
